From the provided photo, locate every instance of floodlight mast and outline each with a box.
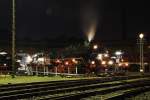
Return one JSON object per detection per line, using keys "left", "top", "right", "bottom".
{"left": 139, "top": 33, "right": 144, "bottom": 73}
{"left": 12, "top": 0, "right": 16, "bottom": 78}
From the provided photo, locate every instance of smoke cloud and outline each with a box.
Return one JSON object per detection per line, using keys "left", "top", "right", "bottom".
{"left": 81, "top": 0, "right": 99, "bottom": 42}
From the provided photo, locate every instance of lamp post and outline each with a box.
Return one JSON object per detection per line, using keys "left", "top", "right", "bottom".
{"left": 93, "top": 44, "right": 98, "bottom": 50}
{"left": 55, "top": 59, "right": 60, "bottom": 76}
{"left": 72, "top": 58, "right": 78, "bottom": 74}
{"left": 55, "top": 66, "right": 58, "bottom": 76}
{"left": 139, "top": 33, "right": 144, "bottom": 73}
{"left": 65, "top": 61, "right": 69, "bottom": 74}
{"left": 114, "top": 50, "right": 123, "bottom": 73}
{"left": 12, "top": 0, "right": 16, "bottom": 78}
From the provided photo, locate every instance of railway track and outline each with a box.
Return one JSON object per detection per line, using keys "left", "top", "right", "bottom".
{"left": 0, "top": 76, "right": 149, "bottom": 100}
{"left": 105, "top": 86, "right": 150, "bottom": 100}
{"left": 37, "top": 79, "right": 150, "bottom": 100}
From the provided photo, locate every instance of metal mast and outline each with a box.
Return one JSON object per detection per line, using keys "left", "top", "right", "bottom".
{"left": 12, "top": 0, "right": 16, "bottom": 78}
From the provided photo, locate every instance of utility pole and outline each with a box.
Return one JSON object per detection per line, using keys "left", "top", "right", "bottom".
{"left": 12, "top": 0, "right": 16, "bottom": 78}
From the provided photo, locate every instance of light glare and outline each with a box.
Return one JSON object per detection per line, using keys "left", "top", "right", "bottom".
{"left": 93, "top": 44, "right": 98, "bottom": 49}
{"left": 115, "top": 51, "right": 122, "bottom": 56}
{"left": 140, "top": 69, "right": 143, "bottom": 72}
{"left": 101, "top": 61, "right": 106, "bottom": 65}
{"left": 139, "top": 33, "right": 144, "bottom": 39}
{"left": 97, "top": 54, "right": 102, "bottom": 60}
{"left": 38, "top": 58, "right": 44, "bottom": 62}
{"left": 108, "top": 60, "right": 113, "bottom": 65}
{"left": 91, "top": 61, "right": 95, "bottom": 65}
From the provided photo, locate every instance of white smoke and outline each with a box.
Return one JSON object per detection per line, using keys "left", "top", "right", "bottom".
{"left": 81, "top": 0, "right": 98, "bottom": 42}
{"left": 86, "top": 21, "right": 97, "bottom": 42}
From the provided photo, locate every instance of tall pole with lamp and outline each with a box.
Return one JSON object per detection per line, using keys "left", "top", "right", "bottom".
{"left": 12, "top": 0, "right": 16, "bottom": 78}
{"left": 139, "top": 33, "right": 144, "bottom": 73}
{"left": 72, "top": 58, "right": 78, "bottom": 74}
{"left": 115, "top": 51, "right": 123, "bottom": 72}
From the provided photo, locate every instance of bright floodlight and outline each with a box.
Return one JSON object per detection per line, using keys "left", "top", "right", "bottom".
{"left": 139, "top": 33, "right": 144, "bottom": 39}
{"left": 93, "top": 44, "right": 98, "bottom": 50}
{"left": 16, "top": 60, "right": 21, "bottom": 63}
{"left": 115, "top": 51, "right": 122, "bottom": 56}
{"left": 72, "top": 58, "right": 76, "bottom": 62}
{"left": 108, "top": 60, "right": 113, "bottom": 65}
{"left": 26, "top": 56, "right": 32, "bottom": 63}
{"left": 125, "top": 63, "right": 129, "bottom": 66}
{"left": 104, "top": 54, "right": 109, "bottom": 57}
{"left": 111, "top": 56, "right": 117, "bottom": 59}
{"left": 37, "top": 58, "right": 44, "bottom": 62}
{"left": 101, "top": 61, "right": 106, "bottom": 65}
{"left": 0, "top": 52, "right": 7, "bottom": 55}
{"left": 91, "top": 61, "right": 95, "bottom": 65}
{"left": 118, "top": 63, "right": 122, "bottom": 66}
{"left": 72, "top": 58, "right": 78, "bottom": 64}
{"left": 97, "top": 54, "right": 102, "bottom": 60}
{"left": 65, "top": 61, "right": 69, "bottom": 65}
{"left": 140, "top": 69, "right": 143, "bottom": 72}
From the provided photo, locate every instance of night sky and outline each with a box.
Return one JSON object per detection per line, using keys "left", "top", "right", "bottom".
{"left": 0, "top": 0, "right": 150, "bottom": 41}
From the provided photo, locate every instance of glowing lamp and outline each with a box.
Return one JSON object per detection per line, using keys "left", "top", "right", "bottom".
{"left": 108, "top": 60, "right": 113, "bottom": 65}
{"left": 115, "top": 51, "right": 122, "bottom": 56}
{"left": 101, "top": 61, "right": 106, "bottom": 65}
{"left": 97, "top": 54, "right": 102, "bottom": 60}
{"left": 125, "top": 63, "right": 129, "bottom": 67}
{"left": 139, "top": 33, "right": 144, "bottom": 39}
{"left": 91, "top": 61, "right": 95, "bottom": 65}
{"left": 140, "top": 69, "right": 143, "bottom": 72}
{"left": 65, "top": 61, "right": 69, "bottom": 65}
{"left": 93, "top": 45, "right": 98, "bottom": 50}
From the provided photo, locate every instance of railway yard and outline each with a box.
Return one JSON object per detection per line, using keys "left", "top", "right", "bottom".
{"left": 0, "top": 75, "right": 150, "bottom": 100}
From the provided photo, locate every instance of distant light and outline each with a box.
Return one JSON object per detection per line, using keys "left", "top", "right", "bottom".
{"left": 104, "top": 54, "right": 109, "bottom": 57}
{"left": 74, "top": 61, "right": 78, "bottom": 64}
{"left": 56, "top": 59, "right": 60, "bottom": 63}
{"left": 97, "top": 54, "right": 102, "bottom": 60}
{"left": 65, "top": 61, "right": 69, "bottom": 65}
{"left": 139, "top": 33, "right": 144, "bottom": 39}
{"left": 72, "top": 58, "right": 78, "bottom": 64}
{"left": 91, "top": 61, "right": 95, "bottom": 65}
{"left": 118, "top": 63, "right": 122, "bottom": 66}
{"left": 26, "top": 56, "right": 32, "bottom": 63}
{"left": 106, "top": 50, "right": 109, "bottom": 54}
{"left": 72, "top": 58, "right": 76, "bottom": 62}
{"left": 0, "top": 52, "right": 7, "bottom": 55}
{"left": 33, "top": 54, "right": 38, "bottom": 58}
{"left": 16, "top": 60, "right": 21, "bottom": 63}
{"left": 4, "top": 64, "right": 7, "bottom": 66}
{"left": 38, "top": 58, "right": 44, "bottom": 62}
{"left": 111, "top": 56, "right": 117, "bottom": 59}
{"left": 125, "top": 63, "right": 129, "bottom": 66}
{"left": 93, "top": 44, "right": 98, "bottom": 50}
{"left": 108, "top": 60, "right": 113, "bottom": 65}
{"left": 101, "top": 61, "right": 106, "bottom": 65}
{"left": 140, "top": 69, "right": 143, "bottom": 72}
{"left": 115, "top": 51, "right": 122, "bottom": 56}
